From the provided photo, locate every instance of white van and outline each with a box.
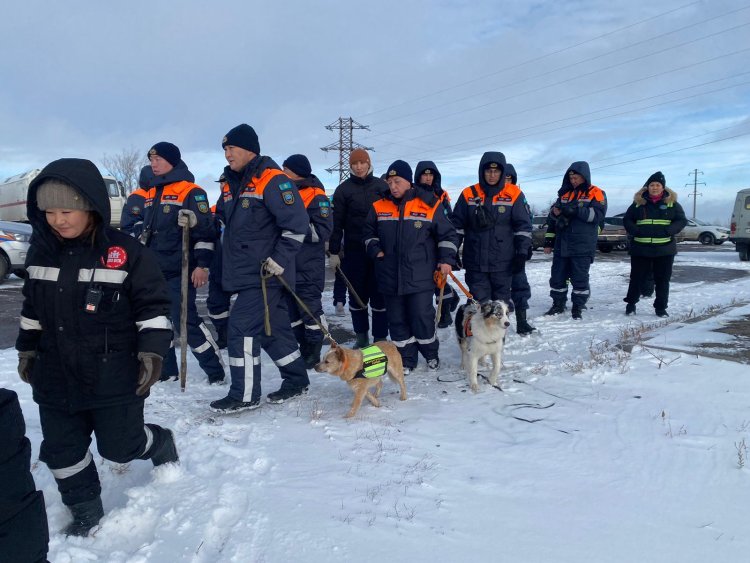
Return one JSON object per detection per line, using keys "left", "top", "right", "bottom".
{"left": 0, "top": 169, "right": 126, "bottom": 227}
{"left": 729, "top": 187, "right": 750, "bottom": 261}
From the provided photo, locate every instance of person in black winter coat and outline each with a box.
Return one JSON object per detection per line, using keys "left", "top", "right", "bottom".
{"left": 15, "top": 158, "right": 178, "bottom": 537}
{"left": 282, "top": 154, "right": 333, "bottom": 368}
{"left": 363, "top": 160, "right": 458, "bottom": 373}
{"left": 0, "top": 388, "right": 49, "bottom": 563}
{"left": 414, "top": 160, "right": 461, "bottom": 329}
{"left": 623, "top": 171, "right": 687, "bottom": 317}
{"left": 329, "top": 149, "right": 389, "bottom": 348}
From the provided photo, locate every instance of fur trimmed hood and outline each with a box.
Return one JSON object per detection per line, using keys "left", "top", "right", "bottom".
{"left": 633, "top": 186, "right": 678, "bottom": 206}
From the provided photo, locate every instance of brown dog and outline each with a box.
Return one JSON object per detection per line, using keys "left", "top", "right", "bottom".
{"left": 314, "top": 341, "right": 407, "bottom": 418}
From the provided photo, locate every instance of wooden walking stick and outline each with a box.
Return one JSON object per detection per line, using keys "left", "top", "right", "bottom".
{"left": 180, "top": 222, "right": 190, "bottom": 392}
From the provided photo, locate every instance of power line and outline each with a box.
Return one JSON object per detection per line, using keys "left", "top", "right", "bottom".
{"left": 365, "top": 4, "right": 750, "bottom": 129}
{"left": 365, "top": 19, "right": 750, "bottom": 143}
{"left": 372, "top": 49, "right": 750, "bottom": 158}
{"left": 355, "top": 1, "right": 702, "bottom": 120}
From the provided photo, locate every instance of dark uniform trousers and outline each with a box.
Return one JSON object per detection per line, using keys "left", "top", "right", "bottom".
{"left": 288, "top": 279, "right": 326, "bottom": 347}
{"left": 433, "top": 280, "right": 458, "bottom": 306}
{"left": 0, "top": 389, "right": 49, "bottom": 563}
{"left": 511, "top": 266, "right": 531, "bottom": 311}
{"left": 384, "top": 291, "right": 438, "bottom": 369}
{"left": 625, "top": 254, "right": 674, "bottom": 311}
{"left": 38, "top": 403, "right": 170, "bottom": 506}
{"left": 549, "top": 255, "right": 593, "bottom": 307}
{"left": 332, "top": 266, "right": 347, "bottom": 306}
{"left": 227, "top": 285, "right": 310, "bottom": 403}
{"left": 342, "top": 249, "right": 388, "bottom": 339}
{"left": 163, "top": 276, "right": 225, "bottom": 382}
{"left": 207, "top": 239, "right": 231, "bottom": 335}
{"left": 466, "top": 267, "right": 512, "bottom": 303}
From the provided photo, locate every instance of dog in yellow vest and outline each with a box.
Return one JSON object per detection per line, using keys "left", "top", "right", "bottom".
{"left": 314, "top": 341, "right": 407, "bottom": 418}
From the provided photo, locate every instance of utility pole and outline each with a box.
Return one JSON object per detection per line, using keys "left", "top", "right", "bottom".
{"left": 321, "top": 117, "right": 373, "bottom": 184}
{"left": 685, "top": 169, "right": 705, "bottom": 219}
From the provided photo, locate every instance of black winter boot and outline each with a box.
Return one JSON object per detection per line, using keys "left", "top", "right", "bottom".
{"left": 354, "top": 333, "right": 370, "bottom": 349}
{"left": 515, "top": 309, "right": 536, "bottom": 335}
{"left": 625, "top": 303, "right": 636, "bottom": 316}
{"left": 571, "top": 305, "right": 583, "bottom": 320}
{"left": 544, "top": 301, "right": 566, "bottom": 316}
{"left": 304, "top": 341, "right": 323, "bottom": 370}
{"left": 64, "top": 496, "right": 104, "bottom": 537}
{"left": 150, "top": 427, "right": 179, "bottom": 466}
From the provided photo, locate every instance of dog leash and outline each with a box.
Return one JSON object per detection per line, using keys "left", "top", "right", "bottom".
{"left": 434, "top": 271, "right": 446, "bottom": 325}
{"left": 266, "top": 264, "right": 339, "bottom": 346}
{"left": 333, "top": 262, "right": 367, "bottom": 311}
{"left": 448, "top": 271, "right": 479, "bottom": 306}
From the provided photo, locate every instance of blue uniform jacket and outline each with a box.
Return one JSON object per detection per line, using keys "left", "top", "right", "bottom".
{"left": 217, "top": 155, "right": 309, "bottom": 292}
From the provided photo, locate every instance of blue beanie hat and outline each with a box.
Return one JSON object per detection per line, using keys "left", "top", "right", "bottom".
{"left": 283, "top": 154, "right": 312, "bottom": 178}
{"left": 222, "top": 124, "right": 260, "bottom": 154}
{"left": 148, "top": 142, "right": 181, "bottom": 167}
{"left": 386, "top": 160, "right": 412, "bottom": 184}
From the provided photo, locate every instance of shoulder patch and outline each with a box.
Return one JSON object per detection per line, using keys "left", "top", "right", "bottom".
{"left": 131, "top": 206, "right": 141, "bottom": 215}
{"left": 279, "top": 181, "right": 293, "bottom": 191}
{"left": 320, "top": 206, "right": 330, "bottom": 217}
{"left": 283, "top": 191, "right": 295, "bottom": 205}
{"left": 194, "top": 193, "right": 208, "bottom": 202}
{"left": 198, "top": 202, "right": 209, "bottom": 213}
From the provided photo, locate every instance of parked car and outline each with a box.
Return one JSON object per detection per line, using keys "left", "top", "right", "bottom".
{"left": 679, "top": 218, "right": 730, "bottom": 245}
{"left": 0, "top": 220, "right": 32, "bottom": 283}
{"left": 531, "top": 215, "right": 548, "bottom": 250}
{"left": 597, "top": 217, "right": 629, "bottom": 253}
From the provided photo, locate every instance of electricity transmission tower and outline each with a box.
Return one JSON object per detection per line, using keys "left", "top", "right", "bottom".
{"left": 685, "top": 169, "right": 705, "bottom": 219}
{"left": 321, "top": 117, "right": 373, "bottom": 184}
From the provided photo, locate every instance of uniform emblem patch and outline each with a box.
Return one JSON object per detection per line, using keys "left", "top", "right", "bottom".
{"left": 163, "top": 204, "right": 171, "bottom": 213}
{"left": 279, "top": 182, "right": 293, "bottom": 191}
{"left": 131, "top": 206, "right": 141, "bottom": 215}
{"left": 283, "top": 192, "right": 295, "bottom": 205}
{"left": 195, "top": 194, "right": 207, "bottom": 202}
{"left": 198, "top": 202, "right": 209, "bottom": 213}
{"left": 498, "top": 206, "right": 506, "bottom": 213}
{"left": 414, "top": 221, "right": 422, "bottom": 229}
{"left": 241, "top": 198, "right": 250, "bottom": 208}
{"left": 320, "top": 207, "right": 329, "bottom": 217}
{"left": 101, "top": 246, "right": 128, "bottom": 269}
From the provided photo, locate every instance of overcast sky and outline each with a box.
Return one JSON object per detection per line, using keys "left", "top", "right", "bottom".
{"left": 1, "top": 0, "right": 748, "bottom": 222}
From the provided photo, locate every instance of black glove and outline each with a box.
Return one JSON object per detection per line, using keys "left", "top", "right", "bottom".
{"left": 561, "top": 205, "right": 577, "bottom": 218}
{"left": 556, "top": 215, "right": 570, "bottom": 230}
{"left": 136, "top": 353, "right": 163, "bottom": 396}
{"left": 18, "top": 351, "right": 36, "bottom": 384}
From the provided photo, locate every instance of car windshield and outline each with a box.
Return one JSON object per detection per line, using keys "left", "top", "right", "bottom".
{"left": 692, "top": 219, "right": 709, "bottom": 226}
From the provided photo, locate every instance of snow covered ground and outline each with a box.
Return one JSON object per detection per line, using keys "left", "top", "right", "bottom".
{"left": 3, "top": 245, "right": 750, "bottom": 562}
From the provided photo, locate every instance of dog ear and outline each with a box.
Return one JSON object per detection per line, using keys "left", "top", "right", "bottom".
{"left": 335, "top": 347, "right": 345, "bottom": 361}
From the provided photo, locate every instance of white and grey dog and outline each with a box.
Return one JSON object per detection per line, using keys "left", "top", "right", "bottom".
{"left": 454, "top": 300, "right": 511, "bottom": 392}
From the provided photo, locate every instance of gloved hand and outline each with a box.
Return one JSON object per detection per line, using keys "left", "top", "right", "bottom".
{"left": 18, "top": 351, "right": 36, "bottom": 384}
{"left": 561, "top": 205, "right": 577, "bottom": 218}
{"left": 328, "top": 254, "right": 341, "bottom": 271}
{"left": 177, "top": 209, "right": 198, "bottom": 228}
{"left": 262, "top": 257, "right": 284, "bottom": 276}
{"left": 136, "top": 352, "right": 163, "bottom": 396}
{"left": 556, "top": 215, "right": 570, "bottom": 229}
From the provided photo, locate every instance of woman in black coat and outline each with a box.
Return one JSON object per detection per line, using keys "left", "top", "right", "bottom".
{"left": 623, "top": 171, "right": 687, "bottom": 317}
{"left": 15, "top": 158, "right": 177, "bottom": 537}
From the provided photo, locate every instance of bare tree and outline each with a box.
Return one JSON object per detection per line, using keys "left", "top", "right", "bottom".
{"left": 101, "top": 147, "right": 145, "bottom": 195}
